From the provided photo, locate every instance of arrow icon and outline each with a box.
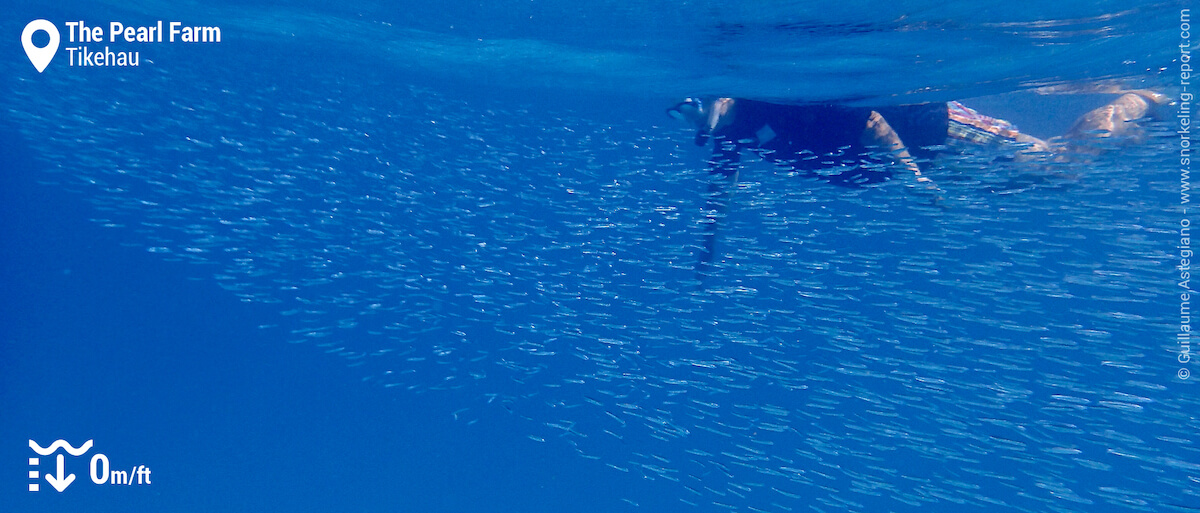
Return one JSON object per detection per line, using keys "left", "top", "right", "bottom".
{"left": 44, "top": 454, "right": 75, "bottom": 492}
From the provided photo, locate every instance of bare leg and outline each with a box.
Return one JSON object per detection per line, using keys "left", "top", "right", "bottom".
{"left": 1064, "top": 91, "right": 1166, "bottom": 140}
{"left": 1012, "top": 132, "right": 1051, "bottom": 155}
{"left": 862, "top": 111, "right": 928, "bottom": 182}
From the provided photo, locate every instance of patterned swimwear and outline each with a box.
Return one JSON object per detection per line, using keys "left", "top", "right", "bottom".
{"left": 946, "top": 101, "right": 1022, "bottom": 145}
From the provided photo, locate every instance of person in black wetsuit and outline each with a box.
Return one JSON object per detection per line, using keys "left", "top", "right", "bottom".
{"left": 667, "top": 92, "right": 1167, "bottom": 275}
{"left": 677, "top": 99, "right": 946, "bottom": 185}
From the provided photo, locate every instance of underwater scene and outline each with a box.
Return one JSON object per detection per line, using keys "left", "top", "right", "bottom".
{"left": 2, "top": 1, "right": 1198, "bottom": 512}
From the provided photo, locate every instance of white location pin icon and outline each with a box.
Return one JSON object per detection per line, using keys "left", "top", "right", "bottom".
{"left": 22, "top": 20, "right": 60, "bottom": 73}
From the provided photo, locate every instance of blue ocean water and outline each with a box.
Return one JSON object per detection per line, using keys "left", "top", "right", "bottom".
{"left": 2, "top": 1, "right": 1196, "bottom": 512}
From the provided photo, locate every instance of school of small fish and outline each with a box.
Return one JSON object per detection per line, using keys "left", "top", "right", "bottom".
{"left": 6, "top": 50, "right": 1197, "bottom": 513}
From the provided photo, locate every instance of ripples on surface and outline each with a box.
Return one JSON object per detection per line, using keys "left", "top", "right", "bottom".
{"left": 76, "top": 0, "right": 1186, "bottom": 102}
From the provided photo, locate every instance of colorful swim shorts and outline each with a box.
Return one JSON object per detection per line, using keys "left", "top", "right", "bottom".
{"left": 946, "top": 101, "right": 1022, "bottom": 145}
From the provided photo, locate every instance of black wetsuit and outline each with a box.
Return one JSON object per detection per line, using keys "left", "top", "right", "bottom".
{"left": 703, "top": 100, "right": 949, "bottom": 187}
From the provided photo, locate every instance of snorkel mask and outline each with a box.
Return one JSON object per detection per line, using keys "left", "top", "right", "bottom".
{"left": 667, "top": 97, "right": 711, "bottom": 146}
{"left": 667, "top": 97, "right": 705, "bottom": 125}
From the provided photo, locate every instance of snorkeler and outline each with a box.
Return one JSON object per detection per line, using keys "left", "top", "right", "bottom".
{"left": 668, "top": 91, "right": 1168, "bottom": 274}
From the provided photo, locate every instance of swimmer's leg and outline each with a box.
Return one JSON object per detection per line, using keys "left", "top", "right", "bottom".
{"left": 863, "top": 111, "right": 928, "bottom": 182}
{"left": 1063, "top": 91, "right": 1168, "bottom": 141}
{"left": 947, "top": 101, "right": 1050, "bottom": 157}
{"left": 1011, "top": 132, "right": 1052, "bottom": 157}
{"left": 862, "top": 111, "right": 944, "bottom": 205}
{"left": 943, "top": 101, "right": 1057, "bottom": 192}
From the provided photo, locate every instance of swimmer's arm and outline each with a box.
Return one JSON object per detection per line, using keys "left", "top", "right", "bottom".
{"left": 861, "top": 110, "right": 929, "bottom": 183}
{"left": 698, "top": 171, "right": 737, "bottom": 278}
{"left": 697, "top": 140, "right": 740, "bottom": 281}
{"left": 707, "top": 137, "right": 741, "bottom": 177}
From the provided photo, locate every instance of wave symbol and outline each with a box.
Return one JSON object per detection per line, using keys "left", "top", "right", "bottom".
{"left": 29, "top": 439, "right": 93, "bottom": 456}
